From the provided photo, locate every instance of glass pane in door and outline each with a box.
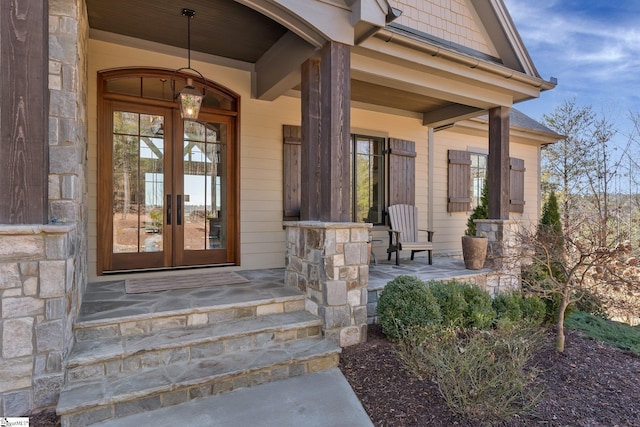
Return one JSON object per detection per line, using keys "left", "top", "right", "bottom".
{"left": 112, "top": 111, "right": 165, "bottom": 253}
{"left": 183, "top": 120, "right": 227, "bottom": 250}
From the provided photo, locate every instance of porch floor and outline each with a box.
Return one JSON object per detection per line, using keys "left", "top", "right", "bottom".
{"left": 368, "top": 256, "right": 489, "bottom": 290}
{"left": 81, "top": 257, "right": 483, "bottom": 324}
{"left": 79, "top": 269, "right": 299, "bottom": 324}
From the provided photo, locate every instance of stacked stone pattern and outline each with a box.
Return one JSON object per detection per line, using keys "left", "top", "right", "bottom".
{"left": 284, "top": 222, "right": 371, "bottom": 347}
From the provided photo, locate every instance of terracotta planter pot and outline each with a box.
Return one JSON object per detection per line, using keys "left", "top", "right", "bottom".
{"left": 461, "top": 235, "right": 488, "bottom": 270}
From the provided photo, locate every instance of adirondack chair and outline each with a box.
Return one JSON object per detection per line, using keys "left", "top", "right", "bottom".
{"left": 387, "top": 204, "right": 434, "bottom": 265}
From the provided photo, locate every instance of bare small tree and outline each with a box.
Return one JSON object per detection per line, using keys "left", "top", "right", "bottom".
{"left": 520, "top": 222, "right": 637, "bottom": 352}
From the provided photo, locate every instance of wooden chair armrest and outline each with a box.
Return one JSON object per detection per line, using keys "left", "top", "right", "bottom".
{"left": 418, "top": 229, "right": 434, "bottom": 242}
{"left": 387, "top": 229, "right": 401, "bottom": 246}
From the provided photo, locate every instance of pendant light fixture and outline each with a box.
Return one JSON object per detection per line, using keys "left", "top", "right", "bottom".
{"left": 171, "top": 8, "right": 206, "bottom": 120}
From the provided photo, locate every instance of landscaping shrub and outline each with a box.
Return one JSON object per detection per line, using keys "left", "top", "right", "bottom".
{"left": 427, "top": 280, "right": 494, "bottom": 329}
{"left": 377, "top": 275, "right": 441, "bottom": 340}
{"left": 461, "top": 282, "right": 495, "bottom": 329}
{"left": 427, "top": 280, "right": 468, "bottom": 327}
{"left": 493, "top": 292, "right": 523, "bottom": 323}
{"left": 520, "top": 295, "right": 547, "bottom": 325}
{"left": 397, "top": 323, "right": 544, "bottom": 424}
{"left": 493, "top": 292, "right": 546, "bottom": 326}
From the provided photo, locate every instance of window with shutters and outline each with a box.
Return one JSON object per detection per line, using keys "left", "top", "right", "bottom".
{"left": 470, "top": 153, "right": 488, "bottom": 209}
{"left": 448, "top": 149, "right": 525, "bottom": 213}
{"left": 351, "top": 134, "right": 386, "bottom": 224}
{"left": 283, "top": 126, "right": 417, "bottom": 225}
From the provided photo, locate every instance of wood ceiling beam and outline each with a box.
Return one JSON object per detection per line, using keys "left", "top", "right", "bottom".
{"left": 423, "top": 104, "right": 484, "bottom": 129}
{"left": 254, "top": 31, "right": 317, "bottom": 101}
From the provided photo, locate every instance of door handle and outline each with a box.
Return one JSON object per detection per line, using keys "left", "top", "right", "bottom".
{"left": 166, "top": 194, "right": 171, "bottom": 225}
{"left": 177, "top": 195, "right": 183, "bottom": 226}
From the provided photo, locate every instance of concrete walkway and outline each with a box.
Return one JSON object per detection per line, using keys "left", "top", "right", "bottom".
{"left": 92, "top": 369, "right": 373, "bottom": 427}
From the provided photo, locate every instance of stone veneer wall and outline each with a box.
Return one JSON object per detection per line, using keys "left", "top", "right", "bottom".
{"left": 284, "top": 222, "right": 370, "bottom": 347}
{"left": 0, "top": 0, "right": 89, "bottom": 415}
{"left": 476, "top": 219, "right": 521, "bottom": 292}
{"left": 0, "top": 225, "right": 77, "bottom": 415}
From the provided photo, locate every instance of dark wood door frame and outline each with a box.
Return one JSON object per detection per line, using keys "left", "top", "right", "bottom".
{"left": 96, "top": 69, "right": 240, "bottom": 274}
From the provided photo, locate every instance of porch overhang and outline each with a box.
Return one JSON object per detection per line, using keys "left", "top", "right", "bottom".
{"left": 351, "top": 28, "right": 556, "bottom": 128}
{"left": 84, "top": 0, "right": 556, "bottom": 129}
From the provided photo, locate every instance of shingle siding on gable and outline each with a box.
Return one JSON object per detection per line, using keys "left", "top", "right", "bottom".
{"left": 389, "top": 0, "right": 495, "bottom": 57}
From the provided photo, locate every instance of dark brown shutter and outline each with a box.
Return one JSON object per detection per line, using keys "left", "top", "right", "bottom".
{"left": 388, "top": 138, "right": 416, "bottom": 206}
{"left": 283, "top": 125, "right": 302, "bottom": 221}
{"left": 509, "top": 157, "right": 525, "bottom": 213}
{"left": 448, "top": 150, "right": 471, "bottom": 212}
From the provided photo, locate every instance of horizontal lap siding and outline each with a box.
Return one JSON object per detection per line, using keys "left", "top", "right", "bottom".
{"left": 239, "top": 98, "right": 300, "bottom": 268}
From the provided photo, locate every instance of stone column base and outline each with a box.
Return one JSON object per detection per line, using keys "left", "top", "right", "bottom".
{"left": 284, "top": 221, "right": 371, "bottom": 347}
{"left": 475, "top": 219, "right": 521, "bottom": 294}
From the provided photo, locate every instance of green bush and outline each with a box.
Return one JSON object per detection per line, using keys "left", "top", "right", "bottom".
{"left": 427, "top": 280, "right": 468, "bottom": 327}
{"left": 461, "top": 283, "right": 495, "bottom": 329}
{"left": 377, "top": 275, "right": 441, "bottom": 340}
{"left": 398, "top": 323, "right": 544, "bottom": 423}
{"left": 427, "top": 280, "right": 494, "bottom": 329}
{"left": 493, "top": 292, "right": 523, "bottom": 323}
{"left": 520, "top": 295, "right": 547, "bottom": 325}
{"left": 493, "top": 292, "right": 546, "bottom": 326}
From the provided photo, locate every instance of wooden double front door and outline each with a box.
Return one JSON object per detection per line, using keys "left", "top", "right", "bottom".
{"left": 98, "top": 102, "right": 237, "bottom": 273}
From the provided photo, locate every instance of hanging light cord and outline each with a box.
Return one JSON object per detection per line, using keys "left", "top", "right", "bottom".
{"left": 185, "top": 8, "right": 193, "bottom": 70}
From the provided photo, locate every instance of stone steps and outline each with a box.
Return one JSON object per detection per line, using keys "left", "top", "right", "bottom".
{"left": 65, "top": 311, "right": 322, "bottom": 383}
{"left": 57, "top": 279, "right": 343, "bottom": 427}
{"left": 57, "top": 337, "right": 340, "bottom": 427}
{"left": 73, "top": 293, "right": 306, "bottom": 342}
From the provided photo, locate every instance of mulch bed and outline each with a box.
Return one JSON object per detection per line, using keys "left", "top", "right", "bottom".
{"left": 339, "top": 324, "right": 640, "bottom": 426}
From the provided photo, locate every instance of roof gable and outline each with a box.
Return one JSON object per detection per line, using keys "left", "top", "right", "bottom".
{"left": 389, "top": 0, "right": 499, "bottom": 58}
{"left": 386, "top": 0, "right": 540, "bottom": 78}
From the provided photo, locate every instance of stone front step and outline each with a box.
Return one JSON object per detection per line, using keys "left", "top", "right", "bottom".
{"left": 73, "top": 293, "right": 306, "bottom": 342}
{"left": 57, "top": 337, "right": 341, "bottom": 427}
{"left": 65, "top": 311, "right": 322, "bottom": 383}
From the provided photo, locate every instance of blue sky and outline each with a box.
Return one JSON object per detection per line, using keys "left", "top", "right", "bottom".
{"left": 502, "top": 0, "right": 640, "bottom": 141}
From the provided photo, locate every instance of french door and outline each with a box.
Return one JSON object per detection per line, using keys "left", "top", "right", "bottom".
{"left": 99, "top": 101, "right": 237, "bottom": 272}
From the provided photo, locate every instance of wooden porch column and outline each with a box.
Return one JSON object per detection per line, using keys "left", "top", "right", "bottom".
{"left": 300, "top": 58, "right": 321, "bottom": 220}
{"left": 300, "top": 41, "right": 351, "bottom": 222}
{"left": 0, "top": 0, "right": 49, "bottom": 224}
{"left": 488, "top": 106, "right": 510, "bottom": 219}
{"left": 319, "top": 42, "right": 351, "bottom": 221}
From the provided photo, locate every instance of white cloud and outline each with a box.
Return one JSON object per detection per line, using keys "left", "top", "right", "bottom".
{"left": 503, "top": 0, "right": 640, "bottom": 145}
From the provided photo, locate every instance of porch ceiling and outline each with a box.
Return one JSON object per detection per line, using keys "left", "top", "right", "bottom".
{"left": 351, "top": 80, "right": 450, "bottom": 113}
{"left": 85, "top": 0, "right": 488, "bottom": 124}
{"left": 85, "top": 0, "right": 289, "bottom": 63}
